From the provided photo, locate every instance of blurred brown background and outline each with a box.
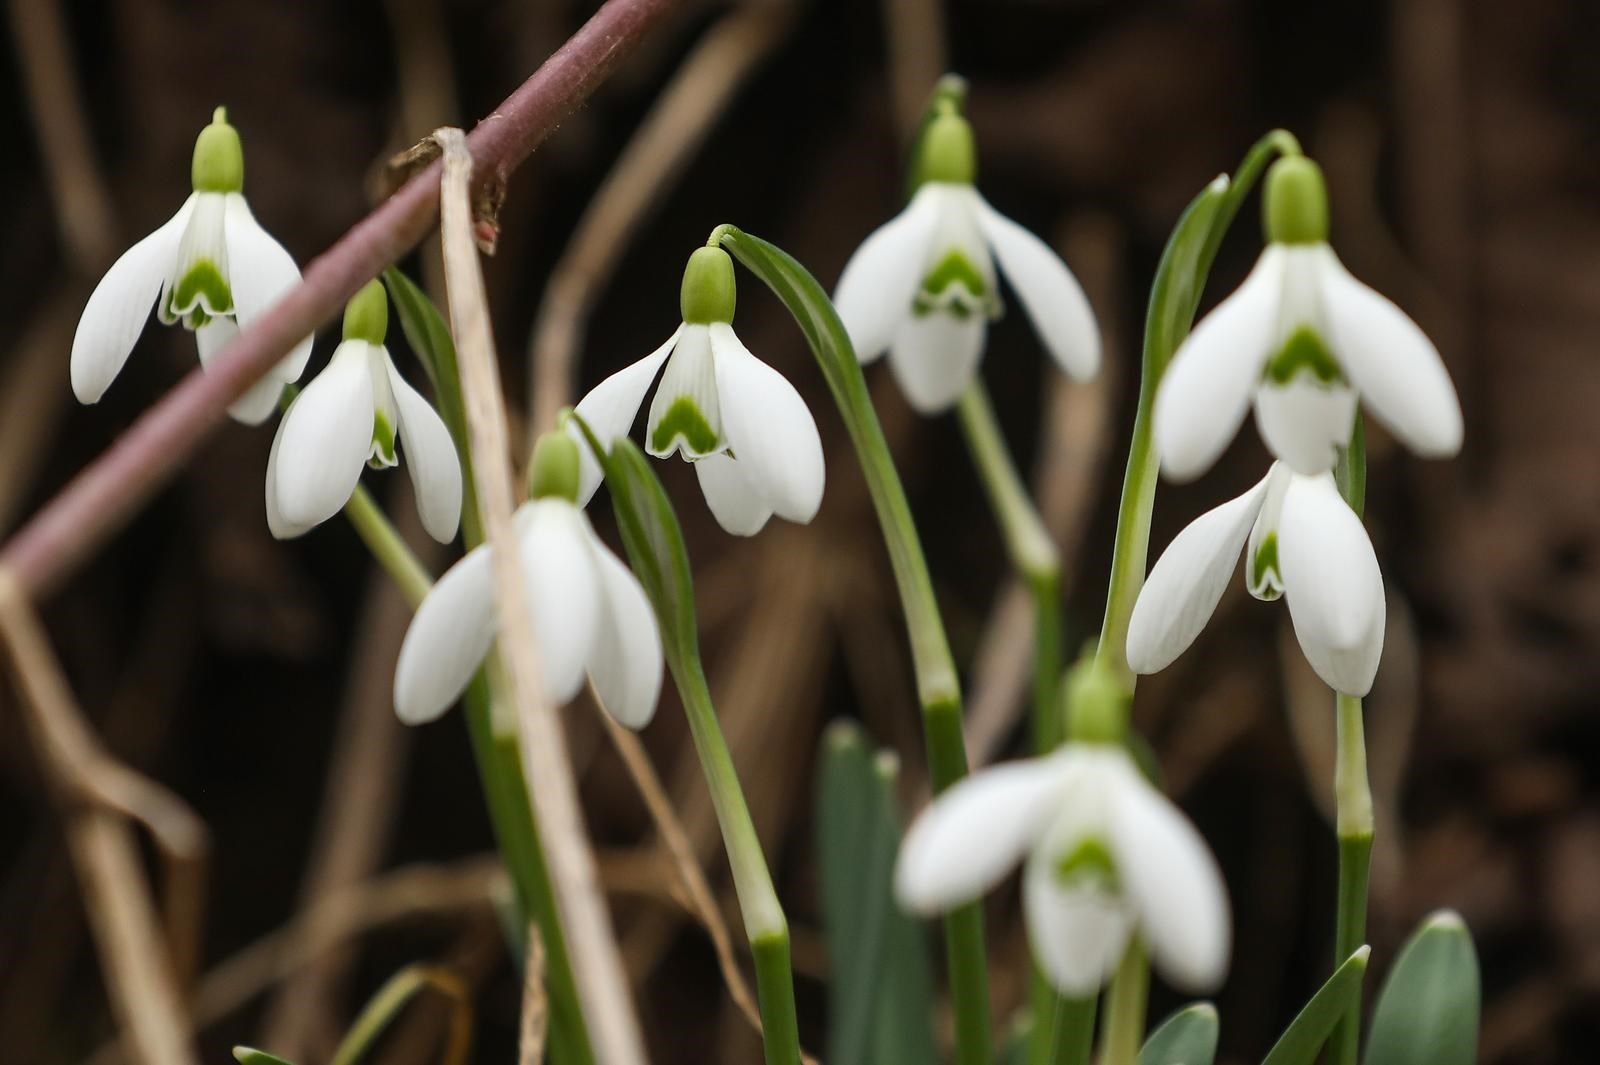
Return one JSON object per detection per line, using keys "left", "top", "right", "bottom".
{"left": 2, "top": 0, "right": 1597, "bottom": 1062}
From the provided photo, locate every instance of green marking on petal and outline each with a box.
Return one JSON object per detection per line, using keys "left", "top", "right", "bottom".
{"left": 369, "top": 409, "right": 398, "bottom": 468}
{"left": 1265, "top": 325, "right": 1344, "bottom": 386}
{"left": 1251, "top": 531, "right": 1281, "bottom": 590}
{"left": 1054, "top": 836, "right": 1120, "bottom": 892}
{"left": 920, "top": 249, "right": 988, "bottom": 301}
{"left": 649, "top": 396, "right": 721, "bottom": 455}
{"left": 169, "top": 259, "right": 234, "bottom": 324}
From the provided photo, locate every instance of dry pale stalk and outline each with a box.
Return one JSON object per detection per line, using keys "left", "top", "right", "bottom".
{"left": 520, "top": 924, "right": 550, "bottom": 1065}
{"left": 0, "top": 569, "right": 201, "bottom": 1065}
{"left": 433, "top": 126, "right": 648, "bottom": 1065}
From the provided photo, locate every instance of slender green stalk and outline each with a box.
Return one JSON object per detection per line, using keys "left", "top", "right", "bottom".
{"left": 754, "top": 933, "right": 803, "bottom": 1065}
{"left": 1097, "top": 941, "right": 1149, "bottom": 1065}
{"left": 716, "top": 226, "right": 992, "bottom": 1065}
{"left": 956, "top": 382, "right": 1059, "bottom": 583}
{"left": 342, "top": 485, "right": 433, "bottom": 608}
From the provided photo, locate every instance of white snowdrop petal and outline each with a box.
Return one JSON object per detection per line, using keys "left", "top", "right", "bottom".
{"left": 1244, "top": 464, "right": 1291, "bottom": 601}
{"left": 709, "top": 324, "right": 825, "bottom": 524}
{"left": 1108, "top": 764, "right": 1231, "bottom": 993}
{"left": 263, "top": 412, "right": 313, "bottom": 540}
{"left": 223, "top": 193, "right": 313, "bottom": 382}
{"left": 1023, "top": 852, "right": 1135, "bottom": 997}
{"left": 70, "top": 196, "right": 196, "bottom": 404}
{"left": 1126, "top": 474, "right": 1273, "bottom": 675}
{"left": 1155, "top": 247, "right": 1287, "bottom": 481}
{"left": 197, "top": 317, "right": 284, "bottom": 424}
{"left": 886, "top": 310, "right": 986, "bottom": 414}
{"left": 834, "top": 184, "right": 943, "bottom": 363}
{"left": 646, "top": 324, "right": 723, "bottom": 459}
{"left": 971, "top": 189, "right": 1100, "bottom": 380}
{"left": 1318, "top": 247, "right": 1463, "bottom": 458}
{"left": 394, "top": 544, "right": 497, "bottom": 724}
{"left": 568, "top": 326, "right": 679, "bottom": 505}
{"left": 1277, "top": 473, "right": 1386, "bottom": 695}
{"left": 584, "top": 527, "right": 664, "bottom": 729}
{"left": 271, "top": 340, "right": 375, "bottom": 532}
{"left": 520, "top": 501, "right": 603, "bottom": 706}
{"left": 383, "top": 353, "right": 462, "bottom": 544}
{"left": 895, "top": 756, "right": 1067, "bottom": 913}
{"left": 694, "top": 453, "right": 774, "bottom": 537}
{"left": 1253, "top": 376, "right": 1358, "bottom": 477}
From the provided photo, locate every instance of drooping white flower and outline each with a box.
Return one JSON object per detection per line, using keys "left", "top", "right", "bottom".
{"left": 833, "top": 101, "right": 1099, "bottom": 413}
{"left": 1155, "top": 155, "right": 1462, "bottom": 480}
{"left": 71, "top": 107, "right": 312, "bottom": 425}
{"left": 393, "top": 433, "right": 663, "bottom": 730}
{"left": 567, "top": 246, "right": 824, "bottom": 537}
{"left": 266, "top": 280, "right": 461, "bottom": 543}
{"left": 1127, "top": 462, "right": 1386, "bottom": 696}
{"left": 896, "top": 744, "right": 1230, "bottom": 997}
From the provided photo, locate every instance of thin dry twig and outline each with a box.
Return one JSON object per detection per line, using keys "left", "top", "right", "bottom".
{"left": 527, "top": 0, "right": 798, "bottom": 432}
{"left": 0, "top": 569, "right": 200, "bottom": 1065}
{"left": 520, "top": 924, "right": 550, "bottom": 1065}
{"left": 436, "top": 126, "right": 648, "bottom": 1065}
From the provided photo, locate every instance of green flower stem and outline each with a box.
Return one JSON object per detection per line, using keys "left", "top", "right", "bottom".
{"left": 716, "top": 227, "right": 992, "bottom": 1065}
{"left": 342, "top": 485, "right": 433, "bottom": 609}
{"left": 754, "top": 932, "right": 804, "bottom": 1065}
{"left": 955, "top": 382, "right": 1059, "bottom": 584}
{"left": 1033, "top": 988, "right": 1096, "bottom": 1065}
{"left": 1098, "top": 940, "right": 1149, "bottom": 1065}
{"left": 1094, "top": 129, "right": 1301, "bottom": 689}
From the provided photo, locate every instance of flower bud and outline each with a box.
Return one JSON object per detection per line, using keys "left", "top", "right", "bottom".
{"left": 528, "top": 430, "right": 581, "bottom": 502}
{"left": 1263, "top": 155, "right": 1329, "bottom": 245}
{"left": 191, "top": 107, "right": 244, "bottom": 194}
{"left": 342, "top": 279, "right": 389, "bottom": 345}
{"left": 680, "top": 245, "right": 737, "bottom": 324}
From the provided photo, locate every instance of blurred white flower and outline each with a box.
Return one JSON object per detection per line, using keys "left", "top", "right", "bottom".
{"left": 567, "top": 247, "right": 824, "bottom": 537}
{"left": 1127, "top": 462, "right": 1386, "bottom": 696}
{"left": 265, "top": 281, "right": 460, "bottom": 542}
{"left": 896, "top": 744, "right": 1230, "bottom": 997}
{"left": 71, "top": 108, "right": 312, "bottom": 425}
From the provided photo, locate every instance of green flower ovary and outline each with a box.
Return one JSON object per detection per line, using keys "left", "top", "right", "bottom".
{"left": 912, "top": 249, "right": 990, "bottom": 320}
{"left": 1054, "top": 836, "right": 1120, "bottom": 892}
{"left": 649, "top": 396, "right": 721, "bottom": 456}
{"left": 168, "top": 260, "right": 234, "bottom": 328}
{"left": 368, "top": 409, "right": 398, "bottom": 469}
{"left": 1265, "top": 325, "right": 1344, "bottom": 387}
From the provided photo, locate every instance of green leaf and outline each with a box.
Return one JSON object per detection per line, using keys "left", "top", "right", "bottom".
{"left": 328, "top": 964, "right": 472, "bottom": 1065}
{"left": 1364, "top": 910, "right": 1479, "bottom": 1065}
{"left": 232, "top": 1048, "right": 298, "bottom": 1065}
{"left": 1139, "top": 1002, "right": 1219, "bottom": 1065}
{"left": 1260, "top": 946, "right": 1371, "bottom": 1065}
{"left": 382, "top": 266, "right": 480, "bottom": 545}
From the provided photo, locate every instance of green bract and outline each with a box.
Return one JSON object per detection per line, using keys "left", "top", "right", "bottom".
{"left": 192, "top": 106, "right": 244, "bottom": 194}
{"left": 1264, "top": 155, "right": 1328, "bottom": 245}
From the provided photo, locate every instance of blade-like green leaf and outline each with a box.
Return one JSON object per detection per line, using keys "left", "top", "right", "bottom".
{"left": 1139, "top": 1002, "right": 1219, "bottom": 1065}
{"left": 329, "top": 964, "right": 472, "bottom": 1065}
{"left": 382, "top": 266, "right": 480, "bottom": 545}
{"left": 1363, "top": 911, "right": 1479, "bottom": 1065}
{"left": 232, "top": 1048, "right": 298, "bottom": 1065}
{"left": 1260, "top": 946, "right": 1371, "bottom": 1065}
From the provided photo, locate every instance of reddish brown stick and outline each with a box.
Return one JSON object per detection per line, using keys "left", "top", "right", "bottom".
{"left": 1, "top": 0, "right": 683, "bottom": 598}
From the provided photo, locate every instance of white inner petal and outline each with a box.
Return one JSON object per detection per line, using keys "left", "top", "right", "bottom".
{"left": 161, "top": 192, "right": 233, "bottom": 327}
{"left": 367, "top": 345, "right": 401, "bottom": 468}
{"left": 645, "top": 324, "right": 723, "bottom": 459}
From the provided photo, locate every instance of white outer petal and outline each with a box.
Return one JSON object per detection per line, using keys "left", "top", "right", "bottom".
{"left": 1107, "top": 760, "right": 1231, "bottom": 993}
{"left": 1023, "top": 851, "right": 1135, "bottom": 997}
{"left": 1317, "top": 247, "right": 1463, "bottom": 458}
{"left": 694, "top": 453, "right": 773, "bottom": 537}
{"left": 1253, "top": 376, "right": 1358, "bottom": 476}
{"left": 383, "top": 353, "right": 462, "bottom": 543}
{"left": 263, "top": 410, "right": 313, "bottom": 539}
{"left": 1277, "top": 472, "right": 1386, "bottom": 696}
{"left": 583, "top": 524, "right": 664, "bottom": 729}
{"left": 834, "top": 184, "right": 943, "bottom": 363}
{"left": 895, "top": 755, "right": 1068, "bottom": 913}
{"left": 886, "top": 310, "right": 986, "bottom": 414}
{"left": 568, "top": 327, "right": 679, "bottom": 504}
{"left": 1155, "top": 247, "right": 1287, "bottom": 481}
{"left": 70, "top": 196, "right": 195, "bottom": 403}
{"left": 709, "top": 323, "right": 825, "bottom": 525}
{"left": 393, "top": 544, "right": 496, "bottom": 724}
{"left": 970, "top": 188, "right": 1100, "bottom": 380}
{"left": 270, "top": 340, "right": 375, "bottom": 533}
{"left": 223, "top": 193, "right": 313, "bottom": 382}
{"left": 519, "top": 500, "right": 602, "bottom": 705}
{"left": 1126, "top": 474, "right": 1273, "bottom": 675}
{"left": 198, "top": 317, "right": 285, "bottom": 424}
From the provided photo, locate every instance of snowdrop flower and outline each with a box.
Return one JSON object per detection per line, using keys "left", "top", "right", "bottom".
{"left": 1127, "top": 462, "right": 1385, "bottom": 696}
{"left": 1156, "top": 155, "right": 1462, "bottom": 480}
{"left": 71, "top": 108, "right": 312, "bottom": 424}
{"left": 896, "top": 742, "right": 1230, "bottom": 996}
{"left": 833, "top": 94, "right": 1099, "bottom": 413}
{"left": 393, "top": 432, "right": 663, "bottom": 729}
{"left": 567, "top": 246, "right": 824, "bottom": 537}
{"left": 266, "top": 281, "right": 461, "bottom": 542}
